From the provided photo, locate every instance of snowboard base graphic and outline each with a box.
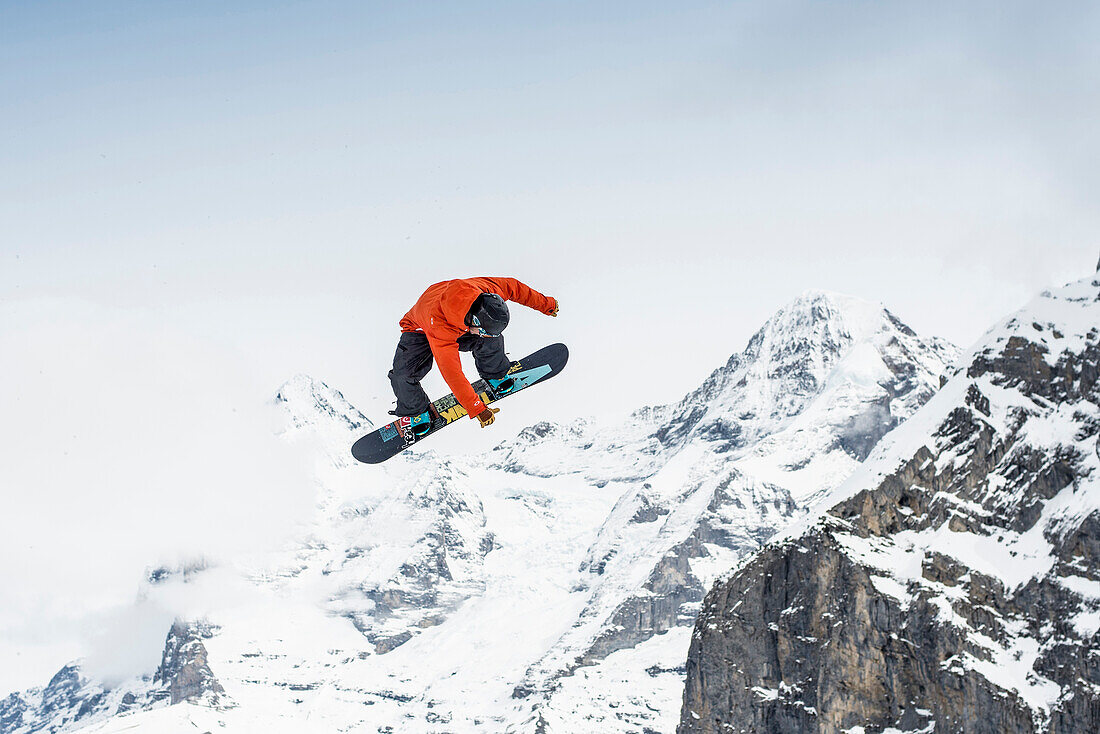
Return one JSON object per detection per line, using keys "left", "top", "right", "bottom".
{"left": 352, "top": 343, "right": 568, "bottom": 464}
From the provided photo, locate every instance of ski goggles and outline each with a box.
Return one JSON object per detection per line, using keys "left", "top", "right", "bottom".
{"left": 470, "top": 316, "right": 498, "bottom": 337}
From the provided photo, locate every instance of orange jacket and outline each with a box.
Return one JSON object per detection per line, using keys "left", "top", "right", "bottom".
{"left": 399, "top": 277, "right": 557, "bottom": 418}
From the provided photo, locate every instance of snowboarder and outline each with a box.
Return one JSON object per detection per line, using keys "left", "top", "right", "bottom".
{"left": 388, "top": 277, "right": 559, "bottom": 435}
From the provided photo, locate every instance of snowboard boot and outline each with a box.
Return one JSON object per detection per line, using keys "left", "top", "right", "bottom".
{"left": 410, "top": 409, "right": 433, "bottom": 436}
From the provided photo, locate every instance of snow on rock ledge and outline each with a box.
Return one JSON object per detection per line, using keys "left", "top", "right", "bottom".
{"left": 679, "top": 275, "right": 1100, "bottom": 734}
{"left": 508, "top": 291, "right": 957, "bottom": 720}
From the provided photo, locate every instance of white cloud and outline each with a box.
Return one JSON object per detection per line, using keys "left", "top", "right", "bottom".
{"left": 0, "top": 298, "right": 313, "bottom": 691}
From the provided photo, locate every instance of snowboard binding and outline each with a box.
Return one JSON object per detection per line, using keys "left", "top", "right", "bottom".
{"left": 489, "top": 377, "right": 516, "bottom": 396}
{"left": 410, "top": 409, "right": 434, "bottom": 436}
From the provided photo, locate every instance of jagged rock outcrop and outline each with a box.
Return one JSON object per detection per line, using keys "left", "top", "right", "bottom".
{"left": 679, "top": 276, "right": 1100, "bottom": 734}
{"left": 154, "top": 621, "right": 227, "bottom": 707}
{"left": 1, "top": 620, "right": 230, "bottom": 734}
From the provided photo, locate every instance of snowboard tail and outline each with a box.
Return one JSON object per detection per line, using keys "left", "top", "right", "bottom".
{"left": 352, "top": 343, "right": 568, "bottom": 464}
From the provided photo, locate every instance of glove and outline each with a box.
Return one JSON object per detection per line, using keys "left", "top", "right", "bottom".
{"left": 549, "top": 298, "right": 559, "bottom": 317}
{"left": 477, "top": 407, "right": 500, "bottom": 428}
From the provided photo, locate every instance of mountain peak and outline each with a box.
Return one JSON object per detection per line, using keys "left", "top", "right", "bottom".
{"left": 606, "top": 289, "right": 959, "bottom": 480}
{"left": 275, "top": 374, "right": 370, "bottom": 436}
{"left": 755, "top": 290, "right": 898, "bottom": 350}
{"left": 790, "top": 287, "right": 859, "bottom": 304}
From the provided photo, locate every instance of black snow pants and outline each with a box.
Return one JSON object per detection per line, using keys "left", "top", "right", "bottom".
{"left": 388, "top": 332, "right": 511, "bottom": 417}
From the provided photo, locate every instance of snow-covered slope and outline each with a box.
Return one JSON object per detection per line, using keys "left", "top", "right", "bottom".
{"left": 515, "top": 292, "right": 957, "bottom": 728}
{"left": 274, "top": 373, "right": 372, "bottom": 468}
{"left": 679, "top": 276, "right": 1100, "bottom": 733}
{"left": 2, "top": 291, "right": 957, "bottom": 734}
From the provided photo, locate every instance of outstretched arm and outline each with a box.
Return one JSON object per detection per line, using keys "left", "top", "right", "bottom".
{"left": 480, "top": 277, "right": 558, "bottom": 316}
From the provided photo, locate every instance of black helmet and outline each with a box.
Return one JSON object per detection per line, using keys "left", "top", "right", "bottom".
{"left": 466, "top": 293, "right": 510, "bottom": 335}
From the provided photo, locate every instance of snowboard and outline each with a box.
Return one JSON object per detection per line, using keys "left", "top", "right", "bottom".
{"left": 351, "top": 342, "right": 569, "bottom": 464}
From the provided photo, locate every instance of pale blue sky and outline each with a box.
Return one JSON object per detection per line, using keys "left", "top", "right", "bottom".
{"left": 1, "top": 0, "right": 1099, "bottom": 691}
{"left": 3, "top": 1, "right": 1098, "bottom": 421}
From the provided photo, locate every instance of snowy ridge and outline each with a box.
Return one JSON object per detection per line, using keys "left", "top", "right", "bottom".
{"left": 275, "top": 374, "right": 372, "bottom": 469}
{"left": 0, "top": 666, "right": 160, "bottom": 734}
{"left": 500, "top": 291, "right": 957, "bottom": 725}
{"left": 1, "top": 621, "right": 226, "bottom": 734}
{"left": 492, "top": 291, "right": 956, "bottom": 498}
{"left": 680, "top": 275, "right": 1100, "bottom": 733}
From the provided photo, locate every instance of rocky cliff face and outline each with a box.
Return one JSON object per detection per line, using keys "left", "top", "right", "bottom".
{"left": 154, "top": 621, "right": 227, "bottom": 707}
{"left": 679, "top": 276, "right": 1100, "bottom": 734}
{"left": 0, "top": 620, "right": 228, "bottom": 734}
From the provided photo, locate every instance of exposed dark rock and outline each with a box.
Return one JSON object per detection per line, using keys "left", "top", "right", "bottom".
{"left": 371, "top": 631, "right": 413, "bottom": 654}
{"left": 630, "top": 494, "right": 671, "bottom": 524}
{"left": 0, "top": 693, "right": 27, "bottom": 733}
{"left": 154, "top": 621, "right": 228, "bottom": 707}
{"left": 680, "top": 528, "right": 1050, "bottom": 733}
{"left": 678, "top": 278, "right": 1100, "bottom": 734}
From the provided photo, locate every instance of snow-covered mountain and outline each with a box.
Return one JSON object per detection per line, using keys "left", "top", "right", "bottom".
{"left": 0, "top": 614, "right": 227, "bottom": 734}
{"left": 679, "top": 276, "right": 1100, "bottom": 733}
{"left": 2, "top": 291, "right": 957, "bottom": 734}
{"left": 515, "top": 292, "right": 956, "bottom": 730}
